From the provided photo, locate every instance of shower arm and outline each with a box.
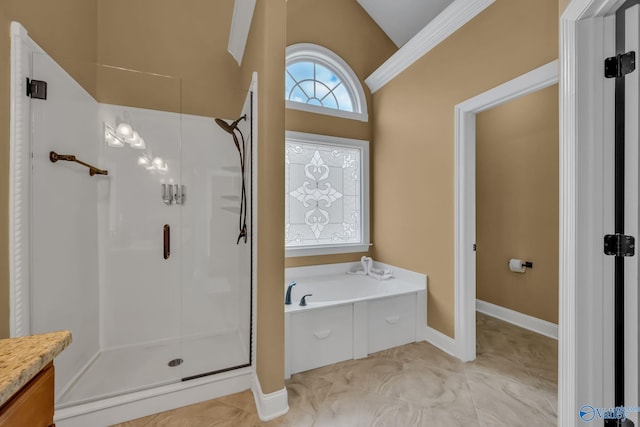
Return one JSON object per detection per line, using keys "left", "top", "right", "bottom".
{"left": 50, "top": 151, "right": 108, "bottom": 176}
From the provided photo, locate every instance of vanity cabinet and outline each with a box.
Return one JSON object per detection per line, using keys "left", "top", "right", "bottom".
{"left": 0, "top": 362, "right": 55, "bottom": 427}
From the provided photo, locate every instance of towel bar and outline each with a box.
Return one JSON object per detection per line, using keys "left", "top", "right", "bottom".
{"left": 50, "top": 151, "right": 108, "bottom": 176}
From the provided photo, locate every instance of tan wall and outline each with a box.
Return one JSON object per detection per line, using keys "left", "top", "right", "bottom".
{"left": 285, "top": 252, "right": 373, "bottom": 268}
{"left": 0, "top": 0, "right": 99, "bottom": 339}
{"left": 285, "top": 0, "right": 397, "bottom": 267}
{"left": 4, "top": 0, "right": 98, "bottom": 95}
{"left": 476, "top": 85, "right": 559, "bottom": 324}
{"left": 560, "top": 0, "right": 571, "bottom": 15}
{"left": 371, "top": 0, "right": 558, "bottom": 337}
{"left": 240, "top": 0, "right": 287, "bottom": 394}
{"left": 96, "top": 0, "right": 243, "bottom": 118}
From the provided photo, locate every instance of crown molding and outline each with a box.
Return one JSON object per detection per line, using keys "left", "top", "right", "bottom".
{"left": 228, "top": 0, "right": 257, "bottom": 66}
{"left": 365, "top": 0, "right": 495, "bottom": 93}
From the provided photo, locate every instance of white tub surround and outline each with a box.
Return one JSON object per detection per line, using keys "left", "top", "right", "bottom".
{"left": 284, "top": 262, "right": 427, "bottom": 378}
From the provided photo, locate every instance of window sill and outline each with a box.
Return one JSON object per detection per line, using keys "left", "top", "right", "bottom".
{"left": 285, "top": 243, "right": 372, "bottom": 258}
{"left": 286, "top": 101, "right": 369, "bottom": 122}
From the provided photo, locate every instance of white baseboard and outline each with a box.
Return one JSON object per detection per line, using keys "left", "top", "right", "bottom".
{"left": 252, "top": 374, "right": 289, "bottom": 421}
{"left": 55, "top": 367, "right": 253, "bottom": 427}
{"left": 422, "top": 325, "right": 458, "bottom": 358}
{"left": 476, "top": 299, "right": 558, "bottom": 340}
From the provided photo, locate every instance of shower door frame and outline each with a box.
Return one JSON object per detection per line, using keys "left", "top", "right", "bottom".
{"left": 9, "top": 21, "right": 259, "bottom": 425}
{"left": 9, "top": 21, "right": 38, "bottom": 338}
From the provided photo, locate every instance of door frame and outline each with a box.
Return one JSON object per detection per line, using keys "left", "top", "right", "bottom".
{"left": 9, "top": 22, "right": 40, "bottom": 337}
{"left": 560, "top": 1, "right": 622, "bottom": 425}
{"left": 622, "top": 5, "right": 640, "bottom": 422}
{"left": 454, "top": 60, "right": 559, "bottom": 363}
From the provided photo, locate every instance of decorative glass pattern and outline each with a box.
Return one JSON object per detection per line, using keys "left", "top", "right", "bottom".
{"left": 286, "top": 61, "right": 354, "bottom": 112}
{"left": 285, "top": 140, "right": 361, "bottom": 247}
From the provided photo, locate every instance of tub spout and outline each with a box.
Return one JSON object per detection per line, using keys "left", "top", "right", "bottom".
{"left": 285, "top": 281, "right": 296, "bottom": 305}
{"left": 299, "top": 294, "right": 312, "bottom": 306}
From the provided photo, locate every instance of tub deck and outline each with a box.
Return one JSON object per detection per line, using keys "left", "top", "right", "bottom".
{"left": 285, "top": 273, "right": 424, "bottom": 312}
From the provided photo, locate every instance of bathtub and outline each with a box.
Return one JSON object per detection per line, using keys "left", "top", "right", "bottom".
{"left": 284, "top": 262, "right": 427, "bottom": 377}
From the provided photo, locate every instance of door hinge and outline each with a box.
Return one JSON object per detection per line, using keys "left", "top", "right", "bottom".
{"left": 473, "top": 244, "right": 476, "bottom": 252}
{"left": 605, "top": 51, "right": 636, "bottom": 78}
{"left": 604, "top": 234, "right": 635, "bottom": 257}
{"left": 26, "top": 78, "right": 47, "bottom": 100}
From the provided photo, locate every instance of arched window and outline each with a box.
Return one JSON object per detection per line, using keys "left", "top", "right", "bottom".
{"left": 285, "top": 44, "right": 368, "bottom": 122}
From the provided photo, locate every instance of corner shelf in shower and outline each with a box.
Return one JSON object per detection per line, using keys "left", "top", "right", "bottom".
{"left": 221, "top": 206, "right": 241, "bottom": 214}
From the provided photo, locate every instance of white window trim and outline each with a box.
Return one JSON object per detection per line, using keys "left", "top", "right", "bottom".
{"left": 285, "top": 131, "right": 371, "bottom": 258}
{"left": 285, "top": 100, "right": 369, "bottom": 122}
{"left": 286, "top": 43, "right": 369, "bottom": 122}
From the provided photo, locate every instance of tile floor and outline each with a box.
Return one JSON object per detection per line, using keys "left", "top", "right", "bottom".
{"left": 112, "top": 313, "right": 557, "bottom": 427}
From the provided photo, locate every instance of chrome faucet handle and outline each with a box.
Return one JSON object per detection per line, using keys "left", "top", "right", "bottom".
{"left": 162, "top": 184, "right": 173, "bottom": 205}
{"left": 299, "top": 294, "right": 312, "bottom": 306}
{"left": 174, "top": 185, "right": 186, "bottom": 205}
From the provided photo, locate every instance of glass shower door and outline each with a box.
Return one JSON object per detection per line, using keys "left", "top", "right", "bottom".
{"left": 179, "top": 88, "right": 253, "bottom": 379}
{"left": 92, "top": 67, "right": 185, "bottom": 400}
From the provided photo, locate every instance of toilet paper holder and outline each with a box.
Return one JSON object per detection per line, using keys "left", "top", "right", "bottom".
{"left": 509, "top": 261, "right": 533, "bottom": 269}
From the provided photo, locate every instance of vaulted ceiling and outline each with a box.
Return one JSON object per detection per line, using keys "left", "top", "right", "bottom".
{"left": 356, "top": 0, "right": 455, "bottom": 47}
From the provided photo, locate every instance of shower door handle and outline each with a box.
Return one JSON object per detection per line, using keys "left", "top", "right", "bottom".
{"left": 163, "top": 224, "right": 170, "bottom": 259}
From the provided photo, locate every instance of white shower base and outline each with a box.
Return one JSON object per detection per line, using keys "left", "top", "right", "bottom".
{"left": 54, "top": 366, "right": 253, "bottom": 427}
{"left": 59, "top": 331, "right": 249, "bottom": 408}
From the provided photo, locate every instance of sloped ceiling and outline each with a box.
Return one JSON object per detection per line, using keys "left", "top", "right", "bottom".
{"left": 356, "top": 0, "right": 454, "bottom": 47}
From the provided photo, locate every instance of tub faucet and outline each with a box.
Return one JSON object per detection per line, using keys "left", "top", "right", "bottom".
{"left": 299, "top": 294, "right": 312, "bottom": 306}
{"left": 285, "top": 281, "right": 296, "bottom": 305}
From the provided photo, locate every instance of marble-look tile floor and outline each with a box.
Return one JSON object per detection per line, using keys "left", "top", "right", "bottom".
{"left": 112, "top": 313, "right": 557, "bottom": 427}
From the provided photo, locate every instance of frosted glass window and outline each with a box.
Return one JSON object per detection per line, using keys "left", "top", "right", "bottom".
{"left": 285, "top": 133, "right": 369, "bottom": 254}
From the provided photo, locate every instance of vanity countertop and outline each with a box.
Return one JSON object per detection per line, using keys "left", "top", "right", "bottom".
{"left": 0, "top": 331, "right": 72, "bottom": 407}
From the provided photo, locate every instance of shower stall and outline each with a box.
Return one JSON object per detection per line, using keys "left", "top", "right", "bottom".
{"left": 10, "top": 23, "right": 256, "bottom": 425}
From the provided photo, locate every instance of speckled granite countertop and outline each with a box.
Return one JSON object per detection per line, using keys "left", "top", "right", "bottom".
{"left": 0, "top": 331, "right": 72, "bottom": 407}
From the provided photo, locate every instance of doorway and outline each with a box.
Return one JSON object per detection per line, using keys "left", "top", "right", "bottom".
{"left": 475, "top": 84, "right": 559, "bottom": 334}
{"left": 453, "top": 60, "right": 559, "bottom": 362}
